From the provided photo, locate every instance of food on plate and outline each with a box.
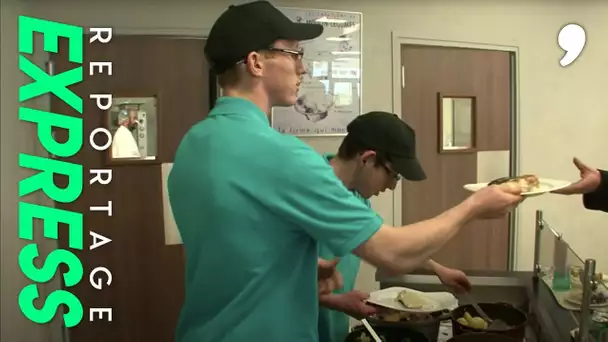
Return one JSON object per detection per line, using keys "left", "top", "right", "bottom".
{"left": 570, "top": 266, "right": 582, "bottom": 277}
{"left": 355, "top": 332, "right": 386, "bottom": 342}
{"left": 592, "top": 311, "right": 608, "bottom": 324}
{"left": 592, "top": 272, "right": 604, "bottom": 282}
{"left": 568, "top": 288, "right": 608, "bottom": 305}
{"left": 570, "top": 266, "right": 605, "bottom": 288}
{"left": 591, "top": 290, "right": 608, "bottom": 305}
{"left": 380, "top": 311, "right": 401, "bottom": 322}
{"left": 488, "top": 174, "right": 540, "bottom": 192}
{"left": 376, "top": 310, "right": 435, "bottom": 322}
{"left": 570, "top": 266, "right": 583, "bottom": 287}
{"left": 457, "top": 312, "right": 489, "bottom": 330}
{"left": 396, "top": 289, "right": 427, "bottom": 309}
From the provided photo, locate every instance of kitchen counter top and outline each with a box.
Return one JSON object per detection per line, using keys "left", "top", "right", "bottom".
{"left": 376, "top": 269, "right": 581, "bottom": 342}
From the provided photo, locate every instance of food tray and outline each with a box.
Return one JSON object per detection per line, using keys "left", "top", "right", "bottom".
{"left": 541, "top": 275, "right": 608, "bottom": 312}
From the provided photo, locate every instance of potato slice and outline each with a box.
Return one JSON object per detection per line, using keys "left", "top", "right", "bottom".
{"left": 456, "top": 317, "right": 469, "bottom": 326}
{"left": 463, "top": 312, "right": 474, "bottom": 323}
{"left": 469, "top": 317, "right": 488, "bottom": 330}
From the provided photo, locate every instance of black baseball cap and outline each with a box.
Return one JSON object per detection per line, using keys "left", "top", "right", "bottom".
{"left": 205, "top": 1, "right": 324, "bottom": 73}
{"left": 347, "top": 111, "right": 426, "bottom": 181}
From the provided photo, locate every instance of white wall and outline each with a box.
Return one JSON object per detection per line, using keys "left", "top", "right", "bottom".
{"left": 3, "top": 1, "right": 606, "bottom": 339}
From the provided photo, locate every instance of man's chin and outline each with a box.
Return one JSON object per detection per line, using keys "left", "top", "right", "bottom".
{"left": 276, "top": 97, "right": 297, "bottom": 108}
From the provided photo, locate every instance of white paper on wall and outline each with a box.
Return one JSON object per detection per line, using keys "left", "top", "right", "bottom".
{"left": 476, "top": 150, "right": 510, "bottom": 183}
{"left": 161, "top": 163, "right": 183, "bottom": 245}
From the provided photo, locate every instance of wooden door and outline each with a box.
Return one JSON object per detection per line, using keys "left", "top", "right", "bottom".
{"left": 400, "top": 45, "right": 512, "bottom": 271}
{"left": 51, "top": 35, "right": 209, "bottom": 342}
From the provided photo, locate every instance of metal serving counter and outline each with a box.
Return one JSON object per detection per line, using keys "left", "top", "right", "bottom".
{"left": 374, "top": 210, "right": 606, "bottom": 342}
{"left": 376, "top": 270, "right": 580, "bottom": 342}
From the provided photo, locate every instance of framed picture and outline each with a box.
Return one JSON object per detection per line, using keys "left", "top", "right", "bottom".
{"left": 102, "top": 93, "right": 160, "bottom": 165}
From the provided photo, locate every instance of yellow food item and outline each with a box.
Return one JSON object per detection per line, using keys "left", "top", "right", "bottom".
{"left": 397, "top": 290, "right": 426, "bottom": 309}
{"left": 489, "top": 174, "right": 540, "bottom": 193}
{"left": 458, "top": 312, "right": 488, "bottom": 330}
{"left": 463, "top": 312, "right": 473, "bottom": 323}
{"left": 457, "top": 317, "right": 469, "bottom": 326}
{"left": 469, "top": 317, "right": 489, "bottom": 329}
{"left": 382, "top": 312, "right": 401, "bottom": 322}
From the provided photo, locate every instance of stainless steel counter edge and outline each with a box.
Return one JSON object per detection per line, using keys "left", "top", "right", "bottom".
{"left": 377, "top": 273, "right": 528, "bottom": 287}
{"left": 376, "top": 269, "right": 532, "bottom": 285}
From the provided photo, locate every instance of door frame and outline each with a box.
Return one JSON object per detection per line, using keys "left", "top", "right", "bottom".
{"left": 390, "top": 33, "right": 521, "bottom": 271}
{"left": 38, "top": 26, "right": 211, "bottom": 342}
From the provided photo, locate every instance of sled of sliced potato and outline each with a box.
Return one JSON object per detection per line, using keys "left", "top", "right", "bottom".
{"left": 456, "top": 312, "right": 489, "bottom": 330}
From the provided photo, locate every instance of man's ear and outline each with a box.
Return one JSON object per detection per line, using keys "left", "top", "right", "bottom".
{"left": 246, "top": 52, "right": 265, "bottom": 77}
{"left": 360, "top": 150, "right": 377, "bottom": 165}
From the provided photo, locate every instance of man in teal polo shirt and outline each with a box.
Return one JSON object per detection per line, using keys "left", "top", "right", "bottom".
{"left": 168, "top": 1, "right": 523, "bottom": 341}
{"left": 318, "top": 112, "right": 472, "bottom": 342}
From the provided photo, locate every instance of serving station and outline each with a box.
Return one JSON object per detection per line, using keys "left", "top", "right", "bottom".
{"left": 353, "top": 210, "right": 607, "bottom": 342}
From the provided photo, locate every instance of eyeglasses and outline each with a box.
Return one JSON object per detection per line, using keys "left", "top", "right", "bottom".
{"left": 383, "top": 165, "right": 401, "bottom": 182}
{"left": 266, "top": 47, "right": 305, "bottom": 61}
{"left": 236, "top": 47, "right": 305, "bottom": 68}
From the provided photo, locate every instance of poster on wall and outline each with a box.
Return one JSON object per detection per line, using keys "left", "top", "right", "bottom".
{"left": 271, "top": 7, "right": 362, "bottom": 137}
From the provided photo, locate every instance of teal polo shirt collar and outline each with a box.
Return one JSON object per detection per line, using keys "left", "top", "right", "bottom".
{"left": 210, "top": 96, "right": 270, "bottom": 126}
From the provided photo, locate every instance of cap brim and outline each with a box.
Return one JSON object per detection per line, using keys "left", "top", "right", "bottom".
{"left": 392, "top": 156, "right": 426, "bottom": 181}
{"left": 283, "top": 23, "right": 324, "bottom": 41}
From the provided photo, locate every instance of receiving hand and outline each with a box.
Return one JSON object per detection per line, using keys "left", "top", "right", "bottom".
{"left": 318, "top": 258, "right": 343, "bottom": 295}
{"left": 552, "top": 157, "right": 601, "bottom": 195}
{"left": 319, "top": 290, "right": 378, "bottom": 319}
{"left": 468, "top": 185, "right": 523, "bottom": 219}
{"left": 435, "top": 266, "right": 471, "bottom": 294}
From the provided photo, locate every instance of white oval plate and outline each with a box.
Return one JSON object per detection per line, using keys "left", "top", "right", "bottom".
{"left": 366, "top": 287, "right": 458, "bottom": 313}
{"left": 463, "top": 178, "right": 571, "bottom": 197}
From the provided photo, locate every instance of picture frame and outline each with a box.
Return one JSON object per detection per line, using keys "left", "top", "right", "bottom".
{"left": 102, "top": 91, "right": 161, "bottom": 166}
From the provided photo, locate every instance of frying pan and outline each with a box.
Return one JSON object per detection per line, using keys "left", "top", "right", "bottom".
{"left": 450, "top": 302, "right": 527, "bottom": 341}
{"left": 365, "top": 309, "right": 450, "bottom": 341}
{"left": 447, "top": 332, "right": 519, "bottom": 342}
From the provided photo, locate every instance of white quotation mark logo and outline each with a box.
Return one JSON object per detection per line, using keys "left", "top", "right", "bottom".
{"left": 558, "top": 23, "right": 586, "bottom": 67}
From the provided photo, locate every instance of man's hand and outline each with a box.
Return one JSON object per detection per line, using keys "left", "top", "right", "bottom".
{"left": 318, "top": 258, "right": 343, "bottom": 295}
{"left": 553, "top": 157, "right": 601, "bottom": 195}
{"left": 435, "top": 266, "right": 471, "bottom": 294}
{"left": 319, "top": 290, "right": 377, "bottom": 319}
{"left": 425, "top": 260, "right": 471, "bottom": 294}
{"left": 466, "top": 185, "right": 523, "bottom": 219}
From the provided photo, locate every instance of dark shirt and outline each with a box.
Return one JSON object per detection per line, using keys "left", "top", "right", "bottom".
{"left": 582, "top": 169, "right": 608, "bottom": 213}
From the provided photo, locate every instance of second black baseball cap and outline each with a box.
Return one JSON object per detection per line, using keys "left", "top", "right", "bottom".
{"left": 347, "top": 111, "right": 426, "bottom": 181}
{"left": 205, "top": 1, "right": 323, "bottom": 73}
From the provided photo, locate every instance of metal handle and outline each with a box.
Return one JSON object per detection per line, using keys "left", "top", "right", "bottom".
{"left": 578, "top": 259, "right": 596, "bottom": 342}
{"left": 462, "top": 293, "right": 493, "bottom": 323}
{"left": 471, "top": 302, "right": 493, "bottom": 323}
{"left": 361, "top": 319, "right": 382, "bottom": 342}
